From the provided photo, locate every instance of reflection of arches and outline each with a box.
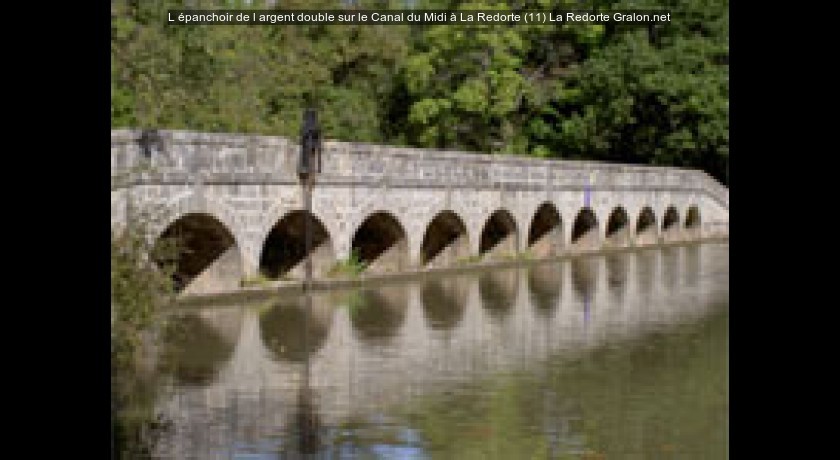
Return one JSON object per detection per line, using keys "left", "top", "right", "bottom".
{"left": 605, "top": 253, "right": 628, "bottom": 306}
{"left": 158, "top": 313, "right": 237, "bottom": 386}
{"left": 570, "top": 208, "right": 599, "bottom": 251}
{"left": 635, "top": 249, "right": 658, "bottom": 298}
{"left": 604, "top": 207, "right": 631, "bottom": 248}
{"left": 153, "top": 213, "right": 243, "bottom": 294}
{"left": 479, "top": 209, "right": 519, "bottom": 259}
{"left": 260, "top": 299, "right": 330, "bottom": 362}
{"left": 421, "top": 211, "right": 470, "bottom": 267}
{"left": 662, "top": 206, "right": 681, "bottom": 242}
{"left": 527, "top": 202, "right": 563, "bottom": 257}
{"left": 683, "top": 244, "right": 701, "bottom": 287}
{"left": 661, "top": 247, "right": 680, "bottom": 290}
{"left": 478, "top": 268, "right": 519, "bottom": 320}
{"left": 635, "top": 207, "right": 658, "bottom": 246}
{"left": 684, "top": 206, "right": 701, "bottom": 239}
{"left": 528, "top": 263, "right": 562, "bottom": 317}
{"left": 571, "top": 257, "right": 598, "bottom": 302}
{"left": 421, "top": 275, "right": 469, "bottom": 330}
{"left": 348, "top": 286, "right": 408, "bottom": 343}
{"left": 351, "top": 211, "right": 408, "bottom": 274}
{"left": 259, "top": 210, "right": 335, "bottom": 279}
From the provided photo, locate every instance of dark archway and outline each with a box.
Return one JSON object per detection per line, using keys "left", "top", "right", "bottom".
{"left": 421, "top": 211, "right": 470, "bottom": 267}
{"left": 422, "top": 275, "right": 469, "bottom": 331}
{"left": 479, "top": 209, "right": 519, "bottom": 259}
{"left": 527, "top": 202, "right": 563, "bottom": 257}
{"left": 685, "top": 206, "right": 702, "bottom": 239}
{"left": 570, "top": 208, "right": 599, "bottom": 251}
{"left": 604, "top": 207, "right": 631, "bottom": 248}
{"left": 351, "top": 211, "right": 408, "bottom": 274}
{"left": 153, "top": 213, "right": 242, "bottom": 294}
{"left": 635, "top": 207, "right": 658, "bottom": 246}
{"left": 479, "top": 268, "right": 519, "bottom": 321}
{"left": 259, "top": 211, "right": 334, "bottom": 280}
{"left": 662, "top": 206, "right": 681, "bottom": 242}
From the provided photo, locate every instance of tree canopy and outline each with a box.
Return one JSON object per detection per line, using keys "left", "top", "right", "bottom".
{"left": 111, "top": 0, "right": 729, "bottom": 184}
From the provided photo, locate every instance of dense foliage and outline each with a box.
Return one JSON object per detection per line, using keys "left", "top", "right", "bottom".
{"left": 112, "top": 0, "right": 728, "bottom": 184}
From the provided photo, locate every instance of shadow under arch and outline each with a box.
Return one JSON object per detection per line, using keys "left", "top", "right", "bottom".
{"left": 421, "top": 274, "right": 470, "bottom": 331}
{"left": 152, "top": 212, "right": 243, "bottom": 295}
{"left": 347, "top": 285, "right": 409, "bottom": 344}
{"left": 528, "top": 263, "right": 563, "bottom": 318}
{"left": 421, "top": 210, "right": 470, "bottom": 268}
{"left": 352, "top": 211, "right": 409, "bottom": 274}
{"left": 662, "top": 206, "right": 681, "bottom": 242}
{"left": 635, "top": 207, "right": 658, "bottom": 246}
{"left": 527, "top": 202, "right": 563, "bottom": 257}
{"left": 604, "top": 206, "right": 631, "bottom": 248}
{"left": 479, "top": 209, "right": 519, "bottom": 259}
{"left": 260, "top": 296, "right": 332, "bottom": 362}
{"left": 685, "top": 206, "right": 702, "bottom": 239}
{"left": 157, "top": 311, "right": 239, "bottom": 386}
{"left": 570, "top": 208, "right": 599, "bottom": 251}
{"left": 479, "top": 268, "right": 520, "bottom": 321}
{"left": 259, "top": 210, "right": 335, "bottom": 280}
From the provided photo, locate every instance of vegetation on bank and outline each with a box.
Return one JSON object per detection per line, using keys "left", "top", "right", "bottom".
{"left": 111, "top": 0, "right": 729, "bottom": 185}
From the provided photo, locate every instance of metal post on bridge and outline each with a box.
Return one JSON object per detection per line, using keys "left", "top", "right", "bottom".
{"left": 296, "top": 107, "right": 322, "bottom": 455}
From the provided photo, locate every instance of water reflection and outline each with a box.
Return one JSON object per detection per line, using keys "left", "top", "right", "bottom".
{"left": 528, "top": 263, "right": 562, "bottom": 317}
{"left": 146, "top": 243, "right": 728, "bottom": 459}
{"left": 348, "top": 285, "right": 408, "bottom": 343}
{"left": 260, "top": 297, "right": 331, "bottom": 362}
{"left": 478, "top": 268, "right": 519, "bottom": 320}
{"left": 421, "top": 275, "right": 469, "bottom": 331}
{"left": 159, "top": 311, "right": 239, "bottom": 386}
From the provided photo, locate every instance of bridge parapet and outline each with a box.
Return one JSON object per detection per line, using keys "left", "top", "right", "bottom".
{"left": 111, "top": 129, "right": 727, "bottom": 203}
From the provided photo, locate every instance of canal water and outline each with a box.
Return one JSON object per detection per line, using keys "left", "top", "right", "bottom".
{"left": 121, "top": 242, "right": 728, "bottom": 459}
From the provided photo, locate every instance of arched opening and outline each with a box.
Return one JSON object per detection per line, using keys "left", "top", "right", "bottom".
{"left": 570, "top": 208, "right": 599, "bottom": 251}
{"left": 348, "top": 285, "right": 408, "bottom": 344}
{"left": 351, "top": 211, "right": 409, "bottom": 274}
{"left": 421, "top": 211, "right": 470, "bottom": 268}
{"left": 422, "top": 275, "right": 469, "bottom": 331}
{"left": 153, "top": 213, "right": 243, "bottom": 295}
{"left": 527, "top": 202, "right": 563, "bottom": 257}
{"left": 259, "top": 211, "right": 334, "bottom": 280}
{"left": 604, "top": 207, "right": 631, "bottom": 248}
{"left": 479, "top": 268, "right": 519, "bottom": 320}
{"left": 685, "top": 206, "right": 702, "bottom": 239}
{"left": 528, "top": 263, "right": 562, "bottom": 317}
{"left": 479, "top": 209, "right": 519, "bottom": 259}
{"left": 260, "top": 298, "right": 331, "bottom": 362}
{"left": 635, "top": 207, "right": 658, "bottom": 246}
{"left": 662, "top": 206, "right": 681, "bottom": 243}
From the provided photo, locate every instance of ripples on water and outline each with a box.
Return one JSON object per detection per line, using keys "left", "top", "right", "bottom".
{"left": 125, "top": 242, "right": 729, "bottom": 459}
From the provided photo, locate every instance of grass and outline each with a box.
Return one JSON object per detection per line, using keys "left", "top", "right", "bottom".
{"left": 240, "top": 273, "right": 274, "bottom": 288}
{"left": 328, "top": 249, "right": 367, "bottom": 278}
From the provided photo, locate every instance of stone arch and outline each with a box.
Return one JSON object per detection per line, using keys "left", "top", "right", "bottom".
{"left": 604, "top": 206, "right": 631, "bottom": 248}
{"left": 527, "top": 202, "right": 563, "bottom": 257}
{"left": 152, "top": 212, "right": 244, "bottom": 295}
{"left": 351, "top": 211, "right": 409, "bottom": 274}
{"left": 662, "top": 206, "right": 681, "bottom": 242}
{"left": 570, "top": 207, "right": 599, "bottom": 251}
{"left": 479, "top": 209, "right": 519, "bottom": 259}
{"left": 635, "top": 207, "right": 658, "bottom": 246}
{"left": 684, "top": 205, "right": 702, "bottom": 239}
{"left": 420, "top": 210, "right": 470, "bottom": 268}
{"left": 258, "top": 210, "right": 335, "bottom": 280}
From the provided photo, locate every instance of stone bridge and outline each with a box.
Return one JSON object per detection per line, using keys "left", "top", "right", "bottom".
{"left": 110, "top": 129, "right": 729, "bottom": 295}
